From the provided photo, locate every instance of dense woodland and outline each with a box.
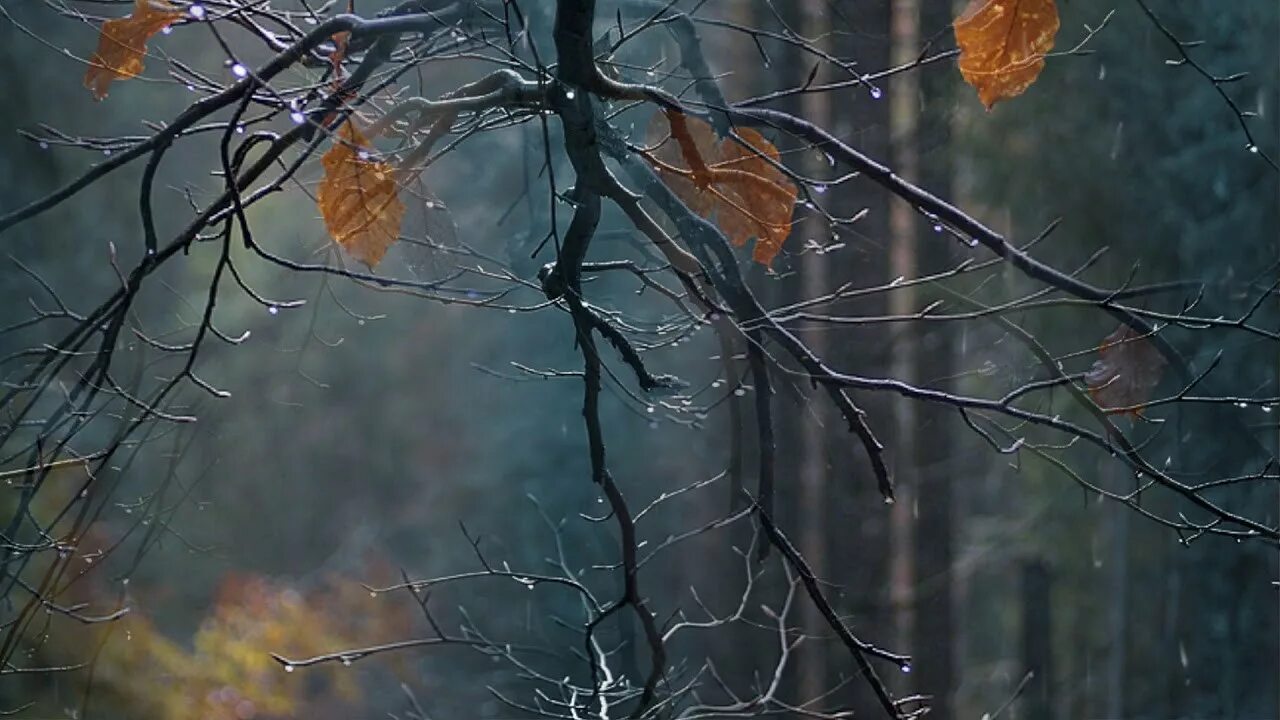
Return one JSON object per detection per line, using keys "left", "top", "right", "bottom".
{"left": 0, "top": 1, "right": 1277, "bottom": 718}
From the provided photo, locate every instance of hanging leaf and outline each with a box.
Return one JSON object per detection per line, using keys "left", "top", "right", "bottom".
{"left": 953, "top": 0, "right": 1059, "bottom": 110}
{"left": 329, "top": 31, "right": 351, "bottom": 77}
{"left": 1085, "top": 325, "right": 1166, "bottom": 416}
{"left": 645, "top": 110, "right": 798, "bottom": 267}
{"left": 648, "top": 110, "right": 718, "bottom": 219}
{"left": 317, "top": 121, "right": 405, "bottom": 269}
{"left": 84, "top": 0, "right": 184, "bottom": 101}
{"left": 715, "top": 127, "right": 797, "bottom": 266}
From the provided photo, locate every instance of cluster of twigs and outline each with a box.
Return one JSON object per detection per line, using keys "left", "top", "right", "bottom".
{"left": 0, "top": 1, "right": 1275, "bottom": 718}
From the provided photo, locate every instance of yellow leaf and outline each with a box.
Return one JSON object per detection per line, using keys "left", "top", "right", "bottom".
{"left": 954, "top": 0, "right": 1060, "bottom": 110}
{"left": 317, "top": 121, "right": 405, "bottom": 269}
{"left": 84, "top": 0, "right": 183, "bottom": 101}
{"left": 646, "top": 111, "right": 798, "bottom": 267}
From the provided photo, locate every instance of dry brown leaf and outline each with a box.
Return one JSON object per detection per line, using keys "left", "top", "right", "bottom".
{"left": 84, "top": 0, "right": 184, "bottom": 101}
{"left": 716, "top": 128, "right": 797, "bottom": 265}
{"left": 646, "top": 110, "right": 718, "bottom": 218}
{"left": 645, "top": 111, "right": 798, "bottom": 267}
{"left": 317, "top": 121, "right": 405, "bottom": 269}
{"left": 954, "top": 0, "right": 1059, "bottom": 110}
{"left": 1085, "top": 325, "right": 1166, "bottom": 416}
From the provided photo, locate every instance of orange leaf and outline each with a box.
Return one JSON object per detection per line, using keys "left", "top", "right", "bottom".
{"left": 84, "top": 0, "right": 183, "bottom": 101}
{"left": 716, "top": 128, "right": 797, "bottom": 265}
{"left": 317, "top": 122, "right": 405, "bottom": 269}
{"left": 1085, "top": 325, "right": 1166, "bottom": 416}
{"left": 953, "top": 0, "right": 1059, "bottom": 110}
{"left": 645, "top": 111, "right": 798, "bottom": 267}
{"left": 330, "top": 32, "right": 350, "bottom": 74}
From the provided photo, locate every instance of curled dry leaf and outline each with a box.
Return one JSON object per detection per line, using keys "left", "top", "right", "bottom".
{"left": 954, "top": 0, "right": 1060, "bottom": 110}
{"left": 1085, "top": 325, "right": 1166, "bottom": 416}
{"left": 84, "top": 0, "right": 184, "bottom": 100}
{"left": 317, "top": 121, "right": 405, "bottom": 269}
{"left": 646, "top": 110, "right": 798, "bottom": 267}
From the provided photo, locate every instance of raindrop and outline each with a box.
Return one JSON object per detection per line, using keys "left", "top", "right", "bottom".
{"left": 357, "top": 150, "right": 370, "bottom": 160}
{"left": 1263, "top": 405, "right": 1273, "bottom": 413}
{"left": 932, "top": 223, "right": 944, "bottom": 233}
{"left": 289, "top": 111, "right": 305, "bottom": 125}
{"left": 357, "top": 319, "right": 365, "bottom": 326}
{"left": 267, "top": 306, "right": 279, "bottom": 315}
{"left": 813, "top": 184, "right": 827, "bottom": 194}
{"left": 38, "top": 141, "right": 49, "bottom": 150}
{"left": 1097, "top": 64, "right": 1107, "bottom": 81}
{"left": 235, "top": 124, "right": 245, "bottom": 134}
{"left": 648, "top": 421, "right": 659, "bottom": 429}
{"left": 283, "top": 664, "right": 295, "bottom": 673}
{"left": 869, "top": 85, "right": 883, "bottom": 100}
{"left": 565, "top": 89, "right": 576, "bottom": 100}
{"left": 646, "top": 406, "right": 655, "bottom": 413}
{"left": 1247, "top": 144, "right": 1259, "bottom": 154}
{"left": 369, "top": 591, "right": 377, "bottom": 598}
{"left": 900, "top": 663, "right": 912, "bottom": 674}
{"left": 340, "top": 656, "right": 353, "bottom": 667}
{"left": 733, "top": 387, "right": 746, "bottom": 397}
{"left": 231, "top": 63, "right": 247, "bottom": 78}
{"left": 102, "top": 149, "right": 112, "bottom": 156}
{"left": 161, "top": 25, "right": 172, "bottom": 35}
{"left": 189, "top": 4, "right": 206, "bottom": 19}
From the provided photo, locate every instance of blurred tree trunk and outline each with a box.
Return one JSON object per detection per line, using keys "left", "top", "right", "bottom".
{"left": 795, "top": 0, "right": 834, "bottom": 700}
{"left": 1020, "top": 560, "right": 1053, "bottom": 718}
{"left": 888, "top": 2, "right": 922, "bottom": 690}
{"left": 1102, "top": 459, "right": 1130, "bottom": 718}
{"left": 902, "top": 0, "right": 958, "bottom": 715}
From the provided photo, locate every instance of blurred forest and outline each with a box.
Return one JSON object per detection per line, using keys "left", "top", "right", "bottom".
{"left": 0, "top": 1, "right": 1277, "bottom": 719}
